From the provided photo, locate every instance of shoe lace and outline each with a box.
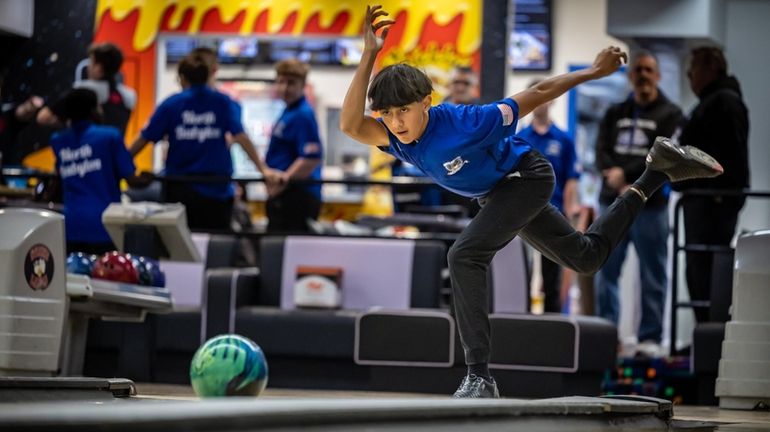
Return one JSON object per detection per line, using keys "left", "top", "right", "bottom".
{"left": 454, "top": 374, "right": 485, "bottom": 398}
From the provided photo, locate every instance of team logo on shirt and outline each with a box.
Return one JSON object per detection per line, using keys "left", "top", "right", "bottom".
{"left": 443, "top": 156, "right": 469, "bottom": 176}
{"left": 59, "top": 144, "right": 102, "bottom": 179}
{"left": 546, "top": 140, "right": 562, "bottom": 156}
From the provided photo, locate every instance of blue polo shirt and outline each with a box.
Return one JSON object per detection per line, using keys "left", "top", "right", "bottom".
{"left": 141, "top": 85, "right": 244, "bottom": 200}
{"left": 266, "top": 96, "right": 323, "bottom": 198}
{"left": 518, "top": 124, "right": 579, "bottom": 213}
{"left": 51, "top": 121, "right": 135, "bottom": 243}
{"left": 378, "top": 98, "right": 531, "bottom": 198}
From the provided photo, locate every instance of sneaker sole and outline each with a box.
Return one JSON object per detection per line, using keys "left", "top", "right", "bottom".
{"left": 652, "top": 139, "right": 724, "bottom": 180}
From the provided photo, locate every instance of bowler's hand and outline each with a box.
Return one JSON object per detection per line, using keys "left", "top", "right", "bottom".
{"left": 364, "top": 5, "right": 395, "bottom": 53}
{"left": 591, "top": 46, "right": 627, "bottom": 78}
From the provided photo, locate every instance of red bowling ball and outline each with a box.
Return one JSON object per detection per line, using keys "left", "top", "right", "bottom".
{"left": 91, "top": 251, "right": 139, "bottom": 284}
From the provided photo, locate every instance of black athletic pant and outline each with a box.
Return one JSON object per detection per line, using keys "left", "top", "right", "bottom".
{"left": 541, "top": 254, "right": 562, "bottom": 313}
{"left": 683, "top": 196, "right": 744, "bottom": 323}
{"left": 266, "top": 184, "right": 321, "bottom": 233}
{"left": 449, "top": 151, "right": 645, "bottom": 364}
{"left": 165, "top": 182, "right": 234, "bottom": 231}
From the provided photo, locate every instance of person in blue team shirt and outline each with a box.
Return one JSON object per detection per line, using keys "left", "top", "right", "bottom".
{"left": 51, "top": 88, "right": 151, "bottom": 255}
{"left": 341, "top": 5, "right": 724, "bottom": 398}
{"left": 129, "top": 53, "right": 284, "bottom": 231}
{"left": 190, "top": 46, "right": 244, "bottom": 135}
{"left": 265, "top": 59, "right": 323, "bottom": 233}
{"left": 518, "top": 79, "right": 580, "bottom": 314}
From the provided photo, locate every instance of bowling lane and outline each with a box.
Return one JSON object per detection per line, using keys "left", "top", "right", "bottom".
{"left": 2, "top": 381, "right": 770, "bottom": 431}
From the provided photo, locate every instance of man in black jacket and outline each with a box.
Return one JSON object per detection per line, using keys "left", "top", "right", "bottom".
{"left": 676, "top": 46, "right": 750, "bottom": 323}
{"left": 595, "top": 50, "right": 686, "bottom": 357}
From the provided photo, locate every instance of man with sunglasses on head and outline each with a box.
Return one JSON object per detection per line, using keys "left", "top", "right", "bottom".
{"left": 595, "top": 50, "right": 686, "bottom": 358}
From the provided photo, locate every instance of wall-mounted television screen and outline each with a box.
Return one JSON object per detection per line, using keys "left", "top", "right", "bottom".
{"left": 509, "top": 0, "right": 552, "bottom": 71}
{"left": 164, "top": 36, "right": 363, "bottom": 66}
{"left": 268, "top": 39, "right": 362, "bottom": 66}
{"left": 334, "top": 39, "right": 365, "bottom": 66}
{"left": 217, "top": 37, "right": 258, "bottom": 63}
{"left": 165, "top": 37, "right": 198, "bottom": 63}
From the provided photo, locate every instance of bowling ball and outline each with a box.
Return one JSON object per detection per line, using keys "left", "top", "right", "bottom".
{"left": 66, "top": 252, "right": 94, "bottom": 275}
{"left": 127, "top": 255, "right": 153, "bottom": 286}
{"left": 190, "top": 334, "right": 268, "bottom": 398}
{"left": 91, "top": 251, "right": 139, "bottom": 284}
{"left": 142, "top": 257, "right": 165, "bottom": 287}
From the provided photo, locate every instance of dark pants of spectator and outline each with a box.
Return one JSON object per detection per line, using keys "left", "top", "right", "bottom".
{"left": 266, "top": 185, "right": 321, "bottom": 233}
{"left": 683, "top": 196, "right": 744, "bottom": 322}
{"left": 541, "top": 254, "right": 562, "bottom": 313}
{"left": 165, "top": 182, "right": 234, "bottom": 231}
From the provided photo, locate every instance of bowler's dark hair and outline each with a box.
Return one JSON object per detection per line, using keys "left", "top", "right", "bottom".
{"left": 88, "top": 42, "right": 124, "bottom": 80}
{"left": 368, "top": 64, "right": 433, "bottom": 111}
{"left": 64, "top": 88, "right": 99, "bottom": 122}
{"left": 178, "top": 54, "right": 210, "bottom": 86}
{"left": 691, "top": 46, "right": 728, "bottom": 77}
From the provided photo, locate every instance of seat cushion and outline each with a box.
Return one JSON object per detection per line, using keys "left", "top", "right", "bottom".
{"left": 236, "top": 307, "right": 358, "bottom": 359}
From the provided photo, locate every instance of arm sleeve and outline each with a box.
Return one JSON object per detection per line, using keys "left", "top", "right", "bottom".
{"left": 293, "top": 113, "right": 322, "bottom": 159}
{"left": 140, "top": 100, "right": 171, "bottom": 142}
{"left": 451, "top": 98, "right": 519, "bottom": 143}
{"left": 226, "top": 99, "right": 245, "bottom": 135}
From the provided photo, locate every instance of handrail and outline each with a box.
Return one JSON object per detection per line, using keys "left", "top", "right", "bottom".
{"left": 669, "top": 188, "right": 770, "bottom": 356}
{"left": 1, "top": 167, "right": 439, "bottom": 187}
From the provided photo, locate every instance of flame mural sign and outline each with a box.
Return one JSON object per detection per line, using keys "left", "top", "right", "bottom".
{"left": 94, "top": 0, "right": 481, "bottom": 165}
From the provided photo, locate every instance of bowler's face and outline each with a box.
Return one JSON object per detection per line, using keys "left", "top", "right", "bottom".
{"left": 378, "top": 97, "right": 431, "bottom": 144}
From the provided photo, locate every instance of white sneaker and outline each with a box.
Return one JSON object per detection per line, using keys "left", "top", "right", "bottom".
{"left": 619, "top": 336, "right": 639, "bottom": 358}
{"left": 636, "top": 340, "right": 662, "bottom": 358}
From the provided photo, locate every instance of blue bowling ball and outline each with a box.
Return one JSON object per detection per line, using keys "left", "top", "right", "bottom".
{"left": 66, "top": 252, "right": 94, "bottom": 275}
{"left": 141, "top": 257, "right": 165, "bottom": 287}
{"left": 127, "top": 255, "right": 153, "bottom": 286}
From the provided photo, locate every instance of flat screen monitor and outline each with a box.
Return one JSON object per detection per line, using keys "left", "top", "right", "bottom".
{"left": 510, "top": 0, "right": 552, "bottom": 71}
{"left": 166, "top": 37, "right": 198, "bottom": 63}
{"left": 217, "top": 37, "right": 258, "bottom": 63}
{"left": 334, "top": 39, "right": 365, "bottom": 66}
{"left": 268, "top": 38, "right": 362, "bottom": 66}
